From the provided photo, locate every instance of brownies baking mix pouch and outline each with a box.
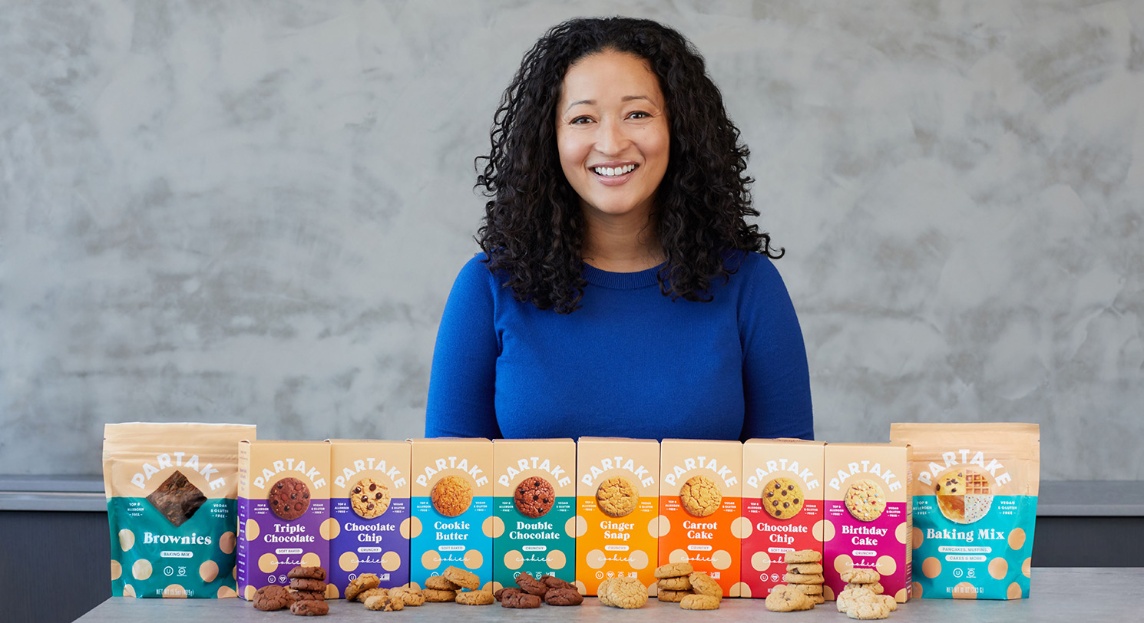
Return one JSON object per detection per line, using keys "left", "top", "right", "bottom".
{"left": 658, "top": 439, "right": 743, "bottom": 596}
{"left": 823, "top": 442, "right": 912, "bottom": 602}
{"left": 740, "top": 438, "right": 824, "bottom": 599}
{"left": 890, "top": 423, "right": 1039, "bottom": 600}
{"left": 409, "top": 438, "right": 494, "bottom": 589}
{"left": 102, "top": 422, "right": 255, "bottom": 598}
{"left": 237, "top": 440, "right": 331, "bottom": 600}
{"left": 328, "top": 439, "right": 411, "bottom": 596}
{"left": 491, "top": 438, "right": 576, "bottom": 590}
{"left": 575, "top": 437, "right": 660, "bottom": 596}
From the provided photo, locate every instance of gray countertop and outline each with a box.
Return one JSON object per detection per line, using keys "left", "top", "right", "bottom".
{"left": 74, "top": 568, "right": 1140, "bottom": 621}
{"left": 3, "top": 475, "right": 1143, "bottom": 515}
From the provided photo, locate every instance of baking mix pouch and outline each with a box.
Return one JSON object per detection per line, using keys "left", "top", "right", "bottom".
{"left": 823, "top": 442, "right": 912, "bottom": 602}
{"left": 329, "top": 440, "right": 411, "bottom": 597}
{"left": 102, "top": 422, "right": 255, "bottom": 598}
{"left": 492, "top": 439, "right": 576, "bottom": 589}
{"left": 659, "top": 439, "right": 743, "bottom": 596}
{"left": 237, "top": 440, "right": 332, "bottom": 600}
{"left": 576, "top": 437, "right": 660, "bottom": 596}
{"left": 740, "top": 439, "right": 824, "bottom": 599}
{"left": 409, "top": 438, "right": 494, "bottom": 589}
{"left": 890, "top": 423, "right": 1039, "bottom": 600}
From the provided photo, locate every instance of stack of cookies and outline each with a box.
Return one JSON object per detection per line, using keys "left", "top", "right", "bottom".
{"left": 653, "top": 563, "right": 723, "bottom": 611}
{"left": 494, "top": 574, "right": 584, "bottom": 608}
{"left": 423, "top": 566, "right": 493, "bottom": 605}
{"left": 836, "top": 568, "right": 897, "bottom": 620}
{"left": 251, "top": 565, "right": 330, "bottom": 616}
{"left": 764, "top": 550, "right": 824, "bottom": 613}
{"left": 344, "top": 572, "right": 428, "bottom": 611}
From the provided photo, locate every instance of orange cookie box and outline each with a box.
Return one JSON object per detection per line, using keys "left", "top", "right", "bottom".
{"left": 658, "top": 439, "right": 743, "bottom": 596}
{"left": 823, "top": 442, "right": 912, "bottom": 603}
{"left": 237, "top": 440, "right": 332, "bottom": 600}
{"left": 741, "top": 439, "right": 825, "bottom": 599}
{"left": 575, "top": 437, "right": 660, "bottom": 596}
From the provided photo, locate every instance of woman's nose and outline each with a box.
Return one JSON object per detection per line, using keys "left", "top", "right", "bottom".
{"left": 595, "top": 118, "right": 629, "bottom": 155}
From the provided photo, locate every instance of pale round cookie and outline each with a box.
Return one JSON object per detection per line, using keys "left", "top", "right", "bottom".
{"left": 656, "top": 562, "right": 694, "bottom": 578}
{"left": 841, "top": 568, "right": 880, "bottom": 584}
{"left": 846, "top": 582, "right": 883, "bottom": 595}
{"left": 680, "top": 475, "right": 721, "bottom": 517}
{"left": 344, "top": 573, "right": 380, "bottom": 601}
{"left": 688, "top": 572, "right": 722, "bottom": 598}
{"left": 443, "top": 565, "right": 480, "bottom": 590}
{"left": 784, "top": 572, "right": 825, "bottom": 585}
{"left": 658, "top": 588, "right": 688, "bottom": 602}
{"left": 844, "top": 479, "right": 886, "bottom": 522}
{"left": 455, "top": 590, "right": 495, "bottom": 605}
{"left": 599, "top": 576, "right": 647, "bottom": 609}
{"left": 364, "top": 594, "right": 405, "bottom": 611}
{"left": 764, "top": 584, "right": 813, "bottom": 612}
{"left": 425, "top": 575, "right": 460, "bottom": 591}
{"left": 423, "top": 588, "right": 457, "bottom": 602}
{"left": 596, "top": 477, "right": 638, "bottom": 517}
{"left": 783, "top": 549, "right": 822, "bottom": 564}
{"left": 763, "top": 477, "right": 805, "bottom": 520}
{"left": 788, "top": 583, "right": 823, "bottom": 596}
{"left": 657, "top": 576, "right": 690, "bottom": 591}
{"left": 390, "top": 586, "right": 426, "bottom": 606}
{"left": 846, "top": 592, "right": 893, "bottom": 619}
{"left": 680, "top": 594, "right": 721, "bottom": 610}
{"left": 786, "top": 562, "right": 823, "bottom": 575}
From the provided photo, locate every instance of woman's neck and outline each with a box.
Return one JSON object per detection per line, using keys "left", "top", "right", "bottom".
{"left": 581, "top": 212, "right": 664, "bottom": 273}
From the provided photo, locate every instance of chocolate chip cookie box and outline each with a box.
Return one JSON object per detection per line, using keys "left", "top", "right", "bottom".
{"left": 658, "top": 439, "right": 743, "bottom": 597}
{"left": 576, "top": 437, "right": 660, "bottom": 596}
{"left": 103, "top": 422, "right": 255, "bottom": 598}
{"left": 409, "top": 438, "right": 494, "bottom": 590}
{"left": 237, "top": 440, "right": 332, "bottom": 601}
{"left": 823, "top": 442, "right": 912, "bottom": 603}
{"left": 890, "top": 423, "right": 1039, "bottom": 600}
{"left": 740, "top": 438, "right": 825, "bottom": 599}
{"left": 491, "top": 438, "right": 577, "bottom": 590}
{"left": 328, "top": 439, "right": 411, "bottom": 597}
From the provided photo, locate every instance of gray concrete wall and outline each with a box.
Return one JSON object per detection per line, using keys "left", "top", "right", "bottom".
{"left": 2, "top": 1, "right": 1142, "bottom": 479}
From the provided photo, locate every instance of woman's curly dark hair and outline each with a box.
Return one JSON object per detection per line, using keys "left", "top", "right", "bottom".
{"left": 476, "top": 16, "right": 782, "bottom": 313}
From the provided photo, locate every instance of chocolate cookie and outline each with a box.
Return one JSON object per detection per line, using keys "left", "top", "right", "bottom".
{"left": 431, "top": 475, "right": 472, "bottom": 517}
{"left": 501, "top": 591, "right": 541, "bottom": 608}
{"left": 289, "top": 599, "right": 329, "bottom": 616}
{"left": 269, "top": 477, "right": 310, "bottom": 521}
{"left": 289, "top": 590, "right": 324, "bottom": 602}
{"left": 541, "top": 575, "right": 576, "bottom": 591}
{"left": 515, "top": 573, "right": 548, "bottom": 596}
{"left": 147, "top": 470, "right": 207, "bottom": 527}
{"left": 289, "top": 578, "right": 326, "bottom": 593}
{"left": 252, "top": 585, "right": 290, "bottom": 611}
{"left": 544, "top": 587, "right": 583, "bottom": 606}
{"left": 494, "top": 587, "right": 521, "bottom": 602}
{"left": 288, "top": 565, "right": 327, "bottom": 581}
{"left": 514, "top": 476, "right": 555, "bottom": 518}
{"left": 350, "top": 478, "right": 390, "bottom": 519}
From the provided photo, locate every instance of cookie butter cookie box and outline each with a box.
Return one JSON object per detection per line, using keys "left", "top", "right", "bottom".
{"left": 741, "top": 439, "right": 824, "bottom": 599}
{"left": 576, "top": 437, "right": 660, "bottom": 596}
{"left": 492, "top": 439, "right": 576, "bottom": 590}
{"left": 659, "top": 439, "right": 742, "bottom": 596}
{"left": 823, "top": 443, "right": 911, "bottom": 603}
{"left": 890, "top": 423, "right": 1039, "bottom": 600}
{"left": 237, "top": 441, "right": 332, "bottom": 600}
{"left": 103, "top": 422, "right": 255, "bottom": 598}
{"left": 328, "top": 440, "right": 411, "bottom": 597}
{"left": 410, "top": 438, "right": 494, "bottom": 589}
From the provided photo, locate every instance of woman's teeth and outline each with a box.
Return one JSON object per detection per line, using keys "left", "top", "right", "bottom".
{"left": 593, "top": 164, "right": 636, "bottom": 177}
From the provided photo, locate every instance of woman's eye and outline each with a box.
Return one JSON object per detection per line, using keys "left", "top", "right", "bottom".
{"left": 628, "top": 111, "right": 650, "bottom": 120}
{"left": 570, "top": 116, "right": 593, "bottom": 125}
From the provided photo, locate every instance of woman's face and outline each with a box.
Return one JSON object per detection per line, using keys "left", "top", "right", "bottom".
{"left": 556, "top": 50, "right": 669, "bottom": 225}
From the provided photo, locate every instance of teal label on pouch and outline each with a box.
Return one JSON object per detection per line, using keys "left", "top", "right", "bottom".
{"left": 108, "top": 497, "right": 238, "bottom": 598}
{"left": 912, "top": 495, "right": 1037, "bottom": 599}
{"left": 493, "top": 496, "right": 575, "bottom": 586}
{"left": 410, "top": 496, "right": 492, "bottom": 586}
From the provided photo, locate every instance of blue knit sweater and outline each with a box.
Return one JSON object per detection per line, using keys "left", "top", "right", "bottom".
{"left": 425, "top": 251, "right": 813, "bottom": 441}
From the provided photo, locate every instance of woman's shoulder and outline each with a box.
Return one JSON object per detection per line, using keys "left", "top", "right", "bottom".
{"left": 724, "top": 249, "right": 784, "bottom": 284}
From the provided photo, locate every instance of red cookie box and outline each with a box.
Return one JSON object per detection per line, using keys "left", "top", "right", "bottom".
{"left": 237, "top": 440, "right": 332, "bottom": 601}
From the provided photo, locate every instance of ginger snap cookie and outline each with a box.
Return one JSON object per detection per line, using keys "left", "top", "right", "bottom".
{"left": 765, "top": 584, "right": 815, "bottom": 612}
{"left": 657, "top": 589, "right": 690, "bottom": 602}
{"left": 431, "top": 475, "right": 473, "bottom": 517}
{"left": 442, "top": 565, "right": 480, "bottom": 591}
{"left": 688, "top": 572, "right": 723, "bottom": 599}
{"left": 269, "top": 477, "right": 311, "bottom": 521}
{"left": 598, "top": 576, "right": 647, "bottom": 609}
{"left": 763, "top": 477, "right": 805, "bottom": 520}
{"left": 654, "top": 562, "right": 694, "bottom": 578}
{"left": 596, "top": 476, "right": 638, "bottom": 518}
{"left": 680, "top": 475, "right": 721, "bottom": 517}
{"left": 658, "top": 576, "right": 691, "bottom": 591}
{"left": 681, "top": 594, "right": 721, "bottom": 610}
{"left": 514, "top": 476, "right": 555, "bottom": 518}
{"left": 844, "top": 479, "right": 886, "bottom": 522}
{"left": 350, "top": 478, "right": 390, "bottom": 519}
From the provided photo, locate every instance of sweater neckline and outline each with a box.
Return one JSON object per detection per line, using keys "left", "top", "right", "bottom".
{"left": 582, "top": 262, "right": 664, "bottom": 290}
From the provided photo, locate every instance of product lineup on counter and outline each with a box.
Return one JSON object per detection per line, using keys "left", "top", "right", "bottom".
{"left": 101, "top": 422, "right": 1039, "bottom": 606}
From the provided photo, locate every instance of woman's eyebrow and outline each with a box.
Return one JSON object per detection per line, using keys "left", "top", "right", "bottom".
{"left": 565, "top": 95, "right": 655, "bottom": 111}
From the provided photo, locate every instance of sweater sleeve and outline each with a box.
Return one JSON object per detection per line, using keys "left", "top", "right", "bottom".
{"left": 738, "top": 256, "right": 814, "bottom": 441}
{"left": 424, "top": 256, "right": 503, "bottom": 438}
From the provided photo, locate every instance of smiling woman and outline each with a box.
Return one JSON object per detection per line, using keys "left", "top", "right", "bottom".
{"left": 425, "top": 17, "right": 813, "bottom": 443}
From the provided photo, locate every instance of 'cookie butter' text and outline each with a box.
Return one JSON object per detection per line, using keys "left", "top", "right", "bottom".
{"left": 663, "top": 456, "right": 738, "bottom": 487}
{"left": 497, "top": 457, "right": 572, "bottom": 488}
{"left": 252, "top": 459, "right": 326, "bottom": 490}
{"left": 827, "top": 461, "right": 902, "bottom": 492}
{"left": 916, "top": 450, "right": 1010, "bottom": 487}
{"left": 746, "top": 459, "right": 820, "bottom": 490}
{"left": 131, "top": 452, "right": 224, "bottom": 491}
{"left": 416, "top": 457, "right": 488, "bottom": 487}
{"left": 581, "top": 457, "right": 655, "bottom": 488}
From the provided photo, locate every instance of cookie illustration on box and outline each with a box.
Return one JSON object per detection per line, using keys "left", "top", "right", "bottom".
{"left": 596, "top": 476, "right": 638, "bottom": 517}
{"left": 431, "top": 475, "right": 473, "bottom": 517}
{"left": 934, "top": 466, "right": 993, "bottom": 524}
{"left": 762, "top": 477, "right": 805, "bottom": 520}
{"left": 680, "top": 475, "right": 721, "bottom": 517}
{"left": 350, "top": 477, "right": 391, "bottom": 519}
{"left": 514, "top": 476, "right": 555, "bottom": 518}
{"left": 844, "top": 479, "right": 886, "bottom": 522}
{"left": 268, "top": 477, "right": 311, "bottom": 521}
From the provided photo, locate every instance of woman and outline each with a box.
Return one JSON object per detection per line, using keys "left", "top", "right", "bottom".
{"left": 425, "top": 17, "right": 812, "bottom": 441}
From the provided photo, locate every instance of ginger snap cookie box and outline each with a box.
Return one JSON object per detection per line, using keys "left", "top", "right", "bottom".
{"left": 740, "top": 438, "right": 825, "bottom": 599}
{"left": 890, "top": 423, "right": 1039, "bottom": 600}
{"left": 103, "top": 422, "right": 255, "bottom": 598}
{"left": 409, "top": 438, "right": 494, "bottom": 589}
{"left": 658, "top": 439, "right": 743, "bottom": 596}
{"left": 491, "top": 438, "right": 576, "bottom": 590}
{"left": 328, "top": 439, "right": 411, "bottom": 597}
{"left": 823, "top": 442, "right": 912, "bottom": 603}
{"left": 237, "top": 440, "right": 332, "bottom": 600}
{"left": 575, "top": 437, "right": 660, "bottom": 596}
